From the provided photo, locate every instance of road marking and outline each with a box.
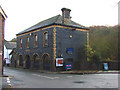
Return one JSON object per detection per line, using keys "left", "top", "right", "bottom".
{"left": 7, "top": 78, "right": 10, "bottom": 81}
{"left": 95, "top": 74, "right": 118, "bottom": 75}
{"left": 7, "top": 77, "right": 10, "bottom": 83}
{"left": 67, "top": 76, "right": 72, "bottom": 78}
{"left": 7, "top": 77, "right": 12, "bottom": 88}
{"left": 54, "top": 77, "right": 59, "bottom": 79}
{"left": 42, "top": 76, "right": 54, "bottom": 79}
{"left": 7, "top": 80, "right": 10, "bottom": 83}
{"left": 32, "top": 74, "right": 59, "bottom": 80}
{"left": 8, "top": 84, "right": 12, "bottom": 85}
{"left": 32, "top": 74, "right": 41, "bottom": 77}
{"left": 8, "top": 85, "right": 12, "bottom": 88}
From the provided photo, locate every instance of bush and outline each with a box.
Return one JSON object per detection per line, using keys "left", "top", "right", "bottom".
{"left": 86, "top": 45, "right": 100, "bottom": 62}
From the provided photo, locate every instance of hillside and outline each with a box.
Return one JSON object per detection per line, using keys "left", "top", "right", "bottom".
{"left": 89, "top": 25, "right": 118, "bottom": 61}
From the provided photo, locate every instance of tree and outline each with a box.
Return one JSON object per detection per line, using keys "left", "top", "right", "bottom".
{"left": 86, "top": 45, "right": 100, "bottom": 63}
{"left": 10, "top": 38, "right": 17, "bottom": 42}
{"left": 89, "top": 25, "right": 118, "bottom": 61}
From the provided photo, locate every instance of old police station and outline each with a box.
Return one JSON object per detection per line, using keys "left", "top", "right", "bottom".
{"left": 16, "top": 8, "right": 89, "bottom": 71}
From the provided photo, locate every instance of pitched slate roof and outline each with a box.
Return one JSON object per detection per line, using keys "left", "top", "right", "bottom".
{"left": 17, "top": 15, "right": 88, "bottom": 35}
{"left": 9, "top": 48, "right": 16, "bottom": 55}
{"left": 0, "top": 5, "right": 7, "bottom": 19}
{"left": 4, "top": 40, "right": 16, "bottom": 49}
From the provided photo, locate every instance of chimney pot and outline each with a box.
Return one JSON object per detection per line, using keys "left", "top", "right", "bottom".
{"left": 61, "top": 8, "right": 71, "bottom": 24}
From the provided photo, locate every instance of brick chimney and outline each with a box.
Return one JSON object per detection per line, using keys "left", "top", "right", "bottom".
{"left": 61, "top": 8, "right": 71, "bottom": 24}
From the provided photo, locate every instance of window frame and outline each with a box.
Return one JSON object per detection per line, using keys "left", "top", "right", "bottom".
{"left": 19, "top": 38, "right": 22, "bottom": 49}
{"left": 43, "top": 31, "right": 48, "bottom": 46}
{"left": 34, "top": 34, "right": 38, "bottom": 47}
{"left": 26, "top": 36, "right": 29, "bottom": 48}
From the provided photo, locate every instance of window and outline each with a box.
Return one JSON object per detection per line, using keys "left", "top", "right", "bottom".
{"left": 19, "top": 38, "right": 22, "bottom": 48}
{"left": 26, "top": 36, "right": 29, "bottom": 48}
{"left": 34, "top": 34, "right": 38, "bottom": 47}
{"left": 43, "top": 31, "right": 48, "bottom": 46}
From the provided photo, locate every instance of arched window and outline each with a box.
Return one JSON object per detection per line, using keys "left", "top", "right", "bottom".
{"left": 26, "top": 36, "right": 29, "bottom": 48}
{"left": 43, "top": 31, "right": 48, "bottom": 46}
{"left": 42, "top": 53, "right": 50, "bottom": 70}
{"left": 33, "top": 54, "right": 40, "bottom": 69}
{"left": 19, "top": 38, "right": 22, "bottom": 48}
{"left": 19, "top": 55, "right": 23, "bottom": 66}
{"left": 34, "top": 34, "right": 38, "bottom": 47}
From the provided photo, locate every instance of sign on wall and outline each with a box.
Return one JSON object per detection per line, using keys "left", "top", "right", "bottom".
{"left": 65, "top": 63, "right": 72, "bottom": 70}
{"left": 66, "top": 48, "right": 74, "bottom": 54}
{"left": 56, "top": 58, "right": 63, "bottom": 67}
{"left": 103, "top": 63, "right": 109, "bottom": 70}
{"left": 0, "top": 51, "right": 2, "bottom": 56}
{"left": 5, "top": 58, "right": 11, "bottom": 64}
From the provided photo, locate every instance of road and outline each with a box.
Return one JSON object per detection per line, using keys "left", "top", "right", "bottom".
{"left": 2, "top": 67, "right": 119, "bottom": 88}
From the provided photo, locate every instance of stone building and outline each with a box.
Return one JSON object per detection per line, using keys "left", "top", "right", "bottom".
{"left": 0, "top": 6, "right": 7, "bottom": 75}
{"left": 4, "top": 40, "right": 16, "bottom": 65}
{"left": 16, "top": 8, "right": 89, "bottom": 71}
{"left": 9, "top": 48, "right": 17, "bottom": 67}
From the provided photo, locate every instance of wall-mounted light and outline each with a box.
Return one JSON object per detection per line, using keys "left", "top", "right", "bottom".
{"left": 30, "top": 33, "right": 33, "bottom": 36}
{"left": 69, "top": 35, "right": 72, "bottom": 38}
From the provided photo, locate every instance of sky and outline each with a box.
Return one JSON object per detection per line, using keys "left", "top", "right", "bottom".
{"left": 0, "top": 0, "right": 119, "bottom": 41}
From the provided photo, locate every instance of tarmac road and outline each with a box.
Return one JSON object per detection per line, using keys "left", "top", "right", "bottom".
{"left": 2, "top": 67, "right": 119, "bottom": 89}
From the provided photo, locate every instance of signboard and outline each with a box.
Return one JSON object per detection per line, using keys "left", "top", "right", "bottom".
{"left": 5, "top": 58, "right": 11, "bottom": 64}
{"left": 0, "top": 52, "right": 2, "bottom": 56}
{"left": 103, "top": 63, "right": 109, "bottom": 70}
{"left": 66, "top": 48, "right": 74, "bottom": 54}
{"left": 65, "top": 63, "right": 72, "bottom": 70}
{"left": 0, "top": 51, "right": 2, "bottom": 55}
{"left": 56, "top": 58, "right": 63, "bottom": 67}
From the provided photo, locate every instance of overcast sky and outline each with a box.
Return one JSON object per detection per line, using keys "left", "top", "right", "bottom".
{"left": 0, "top": 0, "right": 119, "bottom": 41}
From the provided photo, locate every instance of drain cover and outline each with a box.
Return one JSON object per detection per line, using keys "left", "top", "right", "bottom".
{"left": 73, "top": 81, "right": 85, "bottom": 83}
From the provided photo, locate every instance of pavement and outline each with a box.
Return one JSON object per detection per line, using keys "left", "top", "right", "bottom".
{"left": 2, "top": 66, "right": 120, "bottom": 74}
{"left": 57, "top": 70, "right": 119, "bottom": 74}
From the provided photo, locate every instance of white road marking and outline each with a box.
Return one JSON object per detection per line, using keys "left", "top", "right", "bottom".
{"left": 95, "top": 74, "right": 118, "bottom": 75}
{"left": 7, "top": 80, "right": 10, "bottom": 83}
{"left": 7, "top": 77, "right": 12, "bottom": 87}
{"left": 42, "top": 76, "right": 54, "bottom": 79}
{"left": 7, "top": 78, "right": 10, "bottom": 81}
{"left": 32, "top": 74, "right": 41, "bottom": 76}
{"left": 67, "top": 76, "right": 72, "bottom": 78}
{"left": 8, "top": 84, "right": 12, "bottom": 85}
{"left": 32, "top": 74, "right": 59, "bottom": 80}
{"left": 54, "top": 77, "right": 59, "bottom": 79}
{"left": 7, "top": 77, "right": 10, "bottom": 83}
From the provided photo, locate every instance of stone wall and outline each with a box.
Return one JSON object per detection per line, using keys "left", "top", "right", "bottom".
{"left": 0, "top": 13, "right": 5, "bottom": 75}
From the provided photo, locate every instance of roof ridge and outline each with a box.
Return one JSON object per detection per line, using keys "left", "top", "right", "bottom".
{"left": 23, "top": 14, "right": 60, "bottom": 31}
{"left": 54, "top": 14, "right": 61, "bottom": 23}
{"left": 71, "top": 20, "right": 85, "bottom": 27}
{"left": 44, "top": 14, "right": 60, "bottom": 22}
{"left": 0, "top": 5, "right": 7, "bottom": 19}
{"left": 17, "top": 14, "right": 88, "bottom": 35}
{"left": 32, "top": 14, "right": 60, "bottom": 26}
